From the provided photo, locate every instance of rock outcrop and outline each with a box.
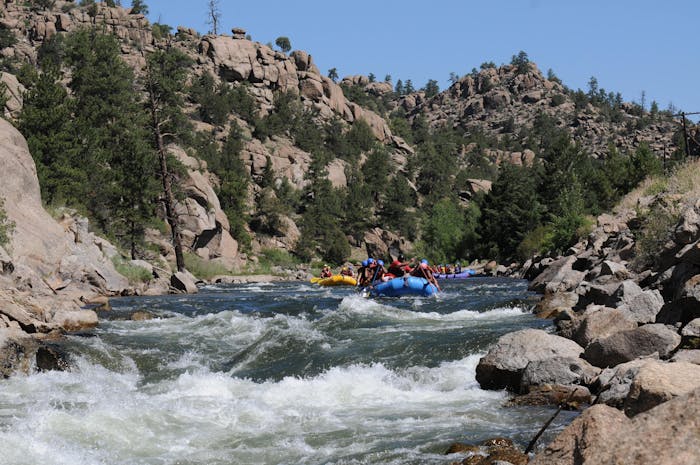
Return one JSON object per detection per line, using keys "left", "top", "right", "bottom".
{"left": 404, "top": 63, "right": 680, "bottom": 160}
{"left": 0, "top": 116, "right": 135, "bottom": 376}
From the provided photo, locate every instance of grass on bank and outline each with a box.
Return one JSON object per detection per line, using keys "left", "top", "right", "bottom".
{"left": 111, "top": 256, "right": 153, "bottom": 284}
{"left": 184, "top": 252, "right": 231, "bottom": 280}
{"left": 254, "top": 248, "right": 301, "bottom": 275}
{"left": 617, "top": 159, "right": 700, "bottom": 267}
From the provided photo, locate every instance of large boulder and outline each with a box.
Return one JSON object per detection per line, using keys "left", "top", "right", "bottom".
{"left": 593, "top": 358, "right": 650, "bottom": 408}
{"left": 623, "top": 360, "right": 700, "bottom": 416}
{"left": 0, "top": 118, "right": 128, "bottom": 294}
{"left": 1, "top": 72, "right": 25, "bottom": 118}
{"left": 671, "top": 349, "right": 700, "bottom": 364}
{"left": 475, "top": 329, "right": 584, "bottom": 391}
{"left": 534, "top": 291, "right": 578, "bottom": 318}
{"left": 363, "top": 228, "right": 407, "bottom": 261}
{"left": 583, "top": 324, "right": 682, "bottom": 368}
{"left": 530, "top": 387, "right": 700, "bottom": 465}
{"left": 674, "top": 199, "right": 700, "bottom": 245}
{"left": 0, "top": 117, "right": 68, "bottom": 274}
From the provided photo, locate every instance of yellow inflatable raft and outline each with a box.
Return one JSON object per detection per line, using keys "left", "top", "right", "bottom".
{"left": 310, "top": 275, "right": 357, "bottom": 286}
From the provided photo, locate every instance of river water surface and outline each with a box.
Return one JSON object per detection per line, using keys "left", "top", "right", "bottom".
{"left": 0, "top": 277, "right": 576, "bottom": 464}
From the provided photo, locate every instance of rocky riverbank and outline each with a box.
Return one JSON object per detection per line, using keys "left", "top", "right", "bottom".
{"left": 474, "top": 164, "right": 700, "bottom": 463}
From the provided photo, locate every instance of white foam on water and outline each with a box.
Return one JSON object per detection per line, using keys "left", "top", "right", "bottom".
{"left": 334, "top": 295, "right": 528, "bottom": 328}
{"left": 0, "top": 350, "right": 511, "bottom": 465}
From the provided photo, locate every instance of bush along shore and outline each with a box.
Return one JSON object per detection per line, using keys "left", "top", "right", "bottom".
{"left": 469, "top": 162, "right": 700, "bottom": 464}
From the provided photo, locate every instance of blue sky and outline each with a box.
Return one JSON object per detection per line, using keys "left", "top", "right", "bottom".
{"left": 143, "top": 0, "right": 699, "bottom": 119}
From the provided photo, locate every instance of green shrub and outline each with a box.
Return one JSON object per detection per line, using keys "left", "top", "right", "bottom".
{"left": 31, "top": 0, "right": 57, "bottom": 10}
{"left": 0, "top": 25, "right": 17, "bottom": 49}
{"left": 111, "top": 256, "right": 153, "bottom": 284}
{"left": 634, "top": 206, "right": 679, "bottom": 268}
{"left": 642, "top": 176, "right": 668, "bottom": 196}
{"left": 517, "top": 225, "right": 554, "bottom": 259}
{"left": 152, "top": 23, "right": 172, "bottom": 40}
{"left": 550, "top": 94, "right": 566, "bottom": 106}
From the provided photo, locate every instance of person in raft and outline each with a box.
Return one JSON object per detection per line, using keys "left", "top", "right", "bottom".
{"left": 374, "top": 259, "right": 388, "bottom": 282}
{"left": 340, "top": 266, "right": 353, "bottom": 277}
{"left": 386, "top": 254, "right": 411, "bottom": 278}
{"left": 410, "top": 259, "right": 441, "bottom": 291}
{"left": 357, "top": 259, "right": 374, "bottom": 287}
{"left": 356, "top": 260, "right": 367, "bottom": 284}
{"left": 320, "top": 265, "right": 332, "bottom": 278}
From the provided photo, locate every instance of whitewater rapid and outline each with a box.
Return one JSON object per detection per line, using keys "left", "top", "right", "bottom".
{"left": 0, "top": 278, "right": 574, "bottom": 465}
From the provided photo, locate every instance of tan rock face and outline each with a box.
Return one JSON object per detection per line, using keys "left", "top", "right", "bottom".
{"left": 170, "top": 145, "right": 240, "bottom": 268}
{"left": 204, "top": 36, "right": 299, "bottom": 92}
{"left": 0, "top": 118, "right": 70, "bottom": 274}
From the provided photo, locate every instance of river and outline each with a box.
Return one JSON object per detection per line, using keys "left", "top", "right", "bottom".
{"left": 0, "top": 277, "right": 577, "bottom": 465}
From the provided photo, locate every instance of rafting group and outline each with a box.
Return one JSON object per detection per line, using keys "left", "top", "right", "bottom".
{"left": 312, "top": 255, "right": 474, "bottom": 297}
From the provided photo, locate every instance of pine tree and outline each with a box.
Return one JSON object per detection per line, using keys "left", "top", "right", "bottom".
{"left": 478, "top": 163, "right": 542, "bottom": 260}
{"left": 343, "top": 164, "right": 372, "bottom": 241}
{"left": 296, "top": 150, "right": 348, "bottom": 263}
{"left": 422, "top": 197, "right": 470, "bottom": 263}
{"left": 63, "top": 29, "right": 157, "bottom": 254}
{"left": 18, "top": 66, "right": 77, "bottom": 206}
{"left": 143, "top": 48, "right": 193, "bottom": 271}
{"left": 380, "top": 173, "right": 415, "bottom": 240}
{"left": 206, "top": 0, "right": 221, "bottom": 35}
{"left": 361, "top": 145, "right": 390, "bottom": 203}
{"left": 197, "top": 123, "right": 250, "bottom": 247}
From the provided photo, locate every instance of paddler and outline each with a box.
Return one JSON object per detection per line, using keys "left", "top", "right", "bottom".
{"left": 320, "top": 264, "right": 332, "bottom": 278}
{"left": 410, "top": 259, "right": 441, "bottom": 291}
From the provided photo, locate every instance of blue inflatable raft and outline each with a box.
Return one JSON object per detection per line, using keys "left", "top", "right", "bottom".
{"left": 367, "top": 276, "right": 439, "bottom": 297}
{"left": 434, "top": 269, "right": 476, "bottom": 279}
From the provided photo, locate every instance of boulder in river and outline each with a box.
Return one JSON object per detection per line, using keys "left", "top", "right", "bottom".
{"left": 170, "top": 271, "right": 199, "bottom": 294}
{"left": 475, "top": 329, "right": 584, "bottom": 391}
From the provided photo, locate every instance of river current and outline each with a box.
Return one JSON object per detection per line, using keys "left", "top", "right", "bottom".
{"left": 0, "top": 277, "right": 577, "bottom": 465}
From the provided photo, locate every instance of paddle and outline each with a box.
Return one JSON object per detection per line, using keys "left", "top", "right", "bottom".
{"left": 417, "top": 264, "right": 440, "bottom": 292}
{"left": 310, "top": 277, "right": 322, "bottom": 284}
